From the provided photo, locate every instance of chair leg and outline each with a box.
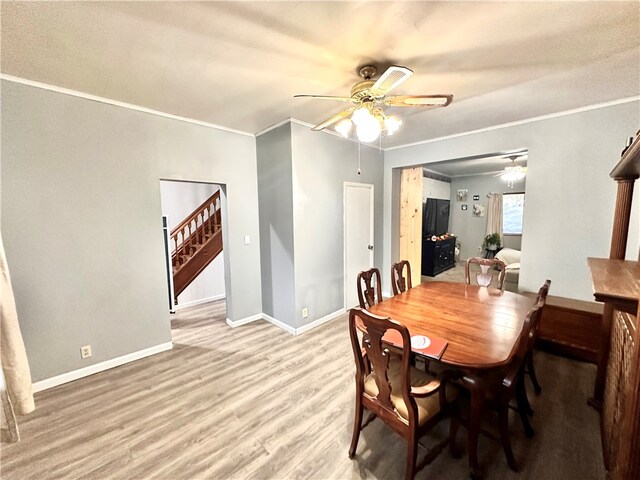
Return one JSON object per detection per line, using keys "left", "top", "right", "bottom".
{"left": 348, "top": 395, "right": 364, "bottom": 458}
{"left": 498, "top": 404, "right": 519, "bottom": 472}
{"left": 517, "top": 374, "right": 534, "bottom": 417}
{"left": 405, "top": 431, "right": 419, "bottom": 480}
{"left": 527, "top": 352, "right": 542, "bottom": 395}
{"left": 449, "top": 408, "right": 462, "bottom": 459}
{"left": 516, "top": 379, "right": 535, "bottom": 438}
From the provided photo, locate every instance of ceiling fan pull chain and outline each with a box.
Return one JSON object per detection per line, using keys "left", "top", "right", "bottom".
{"left": 357, "top": 141, "right": 362, "bottom": 175}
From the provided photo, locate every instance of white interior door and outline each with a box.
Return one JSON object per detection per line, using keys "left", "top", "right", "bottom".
{"left": 344, "top": 183, "right": 374, "bottom": 309}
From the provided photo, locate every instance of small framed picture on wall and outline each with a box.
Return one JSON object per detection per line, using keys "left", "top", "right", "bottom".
{"left": 461, "top": 205, "right": 468, "bottom": 211}
{"left": 473, "top": 195, "right": 480, "bottom": 201}
{"left": 457, "top": 189, "right": 468, "bottom": 202}
{"left": 472, "top": 204, "right": 485, "bottom": 217}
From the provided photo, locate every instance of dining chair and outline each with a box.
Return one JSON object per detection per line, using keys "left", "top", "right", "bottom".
{"left": 357, "top": 267, "right": 383, "bottom": 309}
{"left": 348, "top": 307, "right": 460, "bottom": 480}
{"left": 391, "top": 260, "right": 412, "bottom": 295}
{"left": 468, "top": 299, "right": 543, "bottom": 472}
{"left": 464, "top": 257, "right": 507, "bottom": 290}
{"left": 524, "top": 280, "right": 551, "bottom": 396}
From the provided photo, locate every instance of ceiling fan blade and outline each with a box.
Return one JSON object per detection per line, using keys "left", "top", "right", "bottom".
{"left": 294, "top": 95, "right": 355, "bottom": 103}
{"left": 311, "top": 108, "right": 355, "bottom": 131}
{"left": 369, "top": 65, "right": 413, "bottom": 96}
{"left": 384, "top": 95, "right": 453, "bottom": 107}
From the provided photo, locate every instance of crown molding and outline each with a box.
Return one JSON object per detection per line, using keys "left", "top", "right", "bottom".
{"left": 0, "top": 74, "right": 255, "bottom": 138}
{"left": 254, "top": 118, "right": 293, "bottom": 137}
{"left": 4, "top": 73, "right": 636, "bottom": 149}
{"left": 385, "top": 96, "right": 640, "bottom": 152}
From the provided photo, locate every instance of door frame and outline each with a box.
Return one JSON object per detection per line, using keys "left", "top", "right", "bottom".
{"left": 158, "top": 178, "right": 229, "bottom": 316}
{"left": 343, "top": 182, "right": 375, "bottom": 310}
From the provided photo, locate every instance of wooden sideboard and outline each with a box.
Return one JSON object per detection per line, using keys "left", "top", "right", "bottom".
{"left": 588, "top": 132, "right": 640, "bottom": 479}
{"left": 421, "top": 237, "right": 456, "bottom": 277}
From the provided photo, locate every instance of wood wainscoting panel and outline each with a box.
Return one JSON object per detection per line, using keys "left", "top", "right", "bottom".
{"left": 534, "top": 295, "right": 603, "bottom": 363}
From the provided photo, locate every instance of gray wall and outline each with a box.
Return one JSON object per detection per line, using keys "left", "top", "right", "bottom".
{"left": 1, "top": 81, "right": 262, "bottom": 381}
{"left": 384, "top": 101, "right": 640, "bottom": 301}
{"left": 256, "top": 124, "right": 296, "bottom": 325}
{"left": 449, "top": 174, "right": 526, "bottom": 260}
{"left": 291, "top": 123, "right": 384, "bottom": 328}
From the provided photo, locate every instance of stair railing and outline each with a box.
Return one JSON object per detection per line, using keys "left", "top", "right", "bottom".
{"left": 170, "top": 190, "right": 221, "bottom": 271}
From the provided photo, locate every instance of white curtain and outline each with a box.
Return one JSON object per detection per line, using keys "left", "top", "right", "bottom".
{"left": 1, "top": 232, "right": 34, "bottom": 442}
{"left": 486, "top": 193, "right": 504, "bottom": 243}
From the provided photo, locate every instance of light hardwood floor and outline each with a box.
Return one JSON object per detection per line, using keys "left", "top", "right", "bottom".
{"left": 2, "top": 300, "right": 604, "bottom": 479}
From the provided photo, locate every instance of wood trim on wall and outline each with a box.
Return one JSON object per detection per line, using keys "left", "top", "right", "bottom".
{"left": 526, "top": 294, "right": 603, "bottom": 363}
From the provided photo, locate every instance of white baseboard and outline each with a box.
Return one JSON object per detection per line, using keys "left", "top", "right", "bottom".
{"left": 33, "top": 342, "right": 173, "bottom": 393}
{"left": 225, "top": 313, "right": 263, "bottom": 328}
{"left": 295, "top": 308, "right": 345, "bottom": 335}
{"left": 175, "top": 294, "right": 225, "bottom": 310}
{"left": 262, "top": 313, "right": 297, "bottom": 335}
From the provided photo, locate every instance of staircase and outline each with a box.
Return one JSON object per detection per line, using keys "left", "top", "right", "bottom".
{"left": 170, "top": 190, "right": 223, "bottom": 301}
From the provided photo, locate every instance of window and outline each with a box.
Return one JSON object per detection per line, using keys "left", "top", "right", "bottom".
{"left": 503, "top": 193, "right": 525, "bottom": 235}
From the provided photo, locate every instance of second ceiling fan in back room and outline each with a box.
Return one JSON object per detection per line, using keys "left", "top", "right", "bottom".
{"left": 295, "top": 65, "right": 454, "bottom": 143}
{"left": 496, "top": 154, "right": 528, "bottom": 188}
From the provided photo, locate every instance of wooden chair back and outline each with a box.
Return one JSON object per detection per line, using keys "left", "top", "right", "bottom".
{"left": 537, "top": 279, "right": 551, "bottom": 304}
{"left": 501, "top": 300, "right": 543, "bottom": 395}
{"left": 464, "top": 257, "right": 507, "bottom": 290}
{"left": 391, "top": 260, "right": 413, "bottom": 295}
{"left": 348, "top": 308, "right": 418, "bottom": 425}
{"left": 357, "top": 268, "right": 383, "bottom": 309}
{"left": 531, "top": 280, "right": 551, "bottom": 343}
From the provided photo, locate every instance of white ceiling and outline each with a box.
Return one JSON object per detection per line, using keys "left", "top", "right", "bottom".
{"left": 424, "top": 151, "right": 528, "bottom": 177}
{"left": 2, "top": 1, "right": 639, "bottom": 148}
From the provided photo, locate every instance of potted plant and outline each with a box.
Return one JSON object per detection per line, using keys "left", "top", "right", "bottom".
{"left": 483, "top": 233, "right": 501, "bottom": 251}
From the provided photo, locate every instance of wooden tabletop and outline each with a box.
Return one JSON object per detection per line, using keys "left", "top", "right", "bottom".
{"left": 588, "top": 257, "right": 640, "bottom": 314}
{"left": 367, "top": 282, "right": 534, "bottom": 369}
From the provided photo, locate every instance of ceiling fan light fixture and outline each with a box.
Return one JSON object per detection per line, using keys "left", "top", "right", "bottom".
{"left": 500, "top": 156, "right": 527, "bottom": 187}
{"left": 296, "top": 64, "right": 453, "bottom": 141}
{"left": 384, "top": 116, "right": 402, "bottom": 135}
{"left": 356, "top": 115, "right": 381, "bottom": 143}
{"left": 335, "top": 119, "right": 352, "bottom": 138}
{"left": 352, "top": 107, "right": 373, "bottom": 126}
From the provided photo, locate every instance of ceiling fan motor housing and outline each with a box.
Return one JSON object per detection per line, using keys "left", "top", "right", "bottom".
{"left": 350, "top": 80, "right": 375, "bottom": 100}
{"left": 358, "top": 65, "right": 377, "bottom": 80}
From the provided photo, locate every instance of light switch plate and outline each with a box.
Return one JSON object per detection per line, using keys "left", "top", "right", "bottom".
{"left": 244, "top": 235, "right": 251, "bottom": 245}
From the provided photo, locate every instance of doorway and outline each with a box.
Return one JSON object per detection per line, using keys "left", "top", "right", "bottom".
{"left": 393, "top": 149, "right": 528, "bottom": 292}
{"left": 344, "top": 182, "right": 374, "bottom": 309}
{"left": 159, "top": 179, "right": 228, "bottom": 316}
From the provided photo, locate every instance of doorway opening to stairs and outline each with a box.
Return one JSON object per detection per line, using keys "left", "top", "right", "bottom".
{"left": 159, "top": 179, "right": 228, "bottom": 325}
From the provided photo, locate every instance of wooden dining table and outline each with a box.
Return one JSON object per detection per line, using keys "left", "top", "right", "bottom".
{"left": 368, "top": 281, "right": 534, "bottom": 479}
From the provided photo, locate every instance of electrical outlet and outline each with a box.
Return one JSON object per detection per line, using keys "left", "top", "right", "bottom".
{"left": 80, "top": 345, "right": 92, "bottom": 359}
{"left": 302, "top": 307, "right": 308, "bottom": 319}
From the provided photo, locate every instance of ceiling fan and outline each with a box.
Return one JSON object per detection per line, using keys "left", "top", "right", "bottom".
{"left": 496, "top": 155, "right": 528, "bottom": 188}
{"left": 294, "top": 65, "right": 453, "bottom": 142}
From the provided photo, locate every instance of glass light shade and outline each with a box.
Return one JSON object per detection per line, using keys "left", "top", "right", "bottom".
{"left": 384, "top": 117, "right": 402, "bottom": 135}
{"left": 352, "top": 107, "right": 373, "bottom": 126}
{"left": 501, "top": 166, "right": 526, "bottom": 182}
{"left": 335, "top": 119, "right": 352, "bottom": 138}
{"left": 356, "top": 116, "right": 381, "bottom": 142}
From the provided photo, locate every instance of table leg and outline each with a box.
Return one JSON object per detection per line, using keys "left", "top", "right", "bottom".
{"left": 464, "top": 375, "right": 487, "bottom": 480}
